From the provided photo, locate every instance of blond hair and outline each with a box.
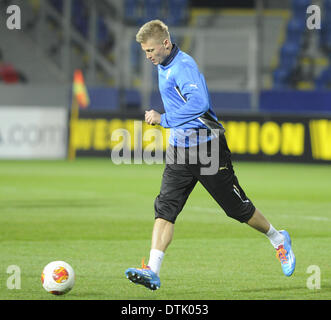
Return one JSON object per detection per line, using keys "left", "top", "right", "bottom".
{"left": 136, "top": 19, "right": 170, "bottom": 44}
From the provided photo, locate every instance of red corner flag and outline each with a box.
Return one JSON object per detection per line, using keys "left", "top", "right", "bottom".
{"left": 73, "top": 69, "right": 90, "bottom": 108}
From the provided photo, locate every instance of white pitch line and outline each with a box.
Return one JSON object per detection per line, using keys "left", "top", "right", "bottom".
{"left": 303, "top": 216, "right": 331, "bottom": 222}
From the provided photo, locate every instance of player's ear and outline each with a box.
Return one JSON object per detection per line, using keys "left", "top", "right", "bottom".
{"left": 163, "top": 39, "right": 170, "bottom": 50}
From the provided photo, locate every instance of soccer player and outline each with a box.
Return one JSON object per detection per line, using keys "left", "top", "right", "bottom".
{"left": 125, "top": 20, "right": 295, "bottom": 290}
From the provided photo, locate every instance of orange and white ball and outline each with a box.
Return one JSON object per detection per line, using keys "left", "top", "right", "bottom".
{"left": 41, "top": 261, "right": 75, "bottom": 295}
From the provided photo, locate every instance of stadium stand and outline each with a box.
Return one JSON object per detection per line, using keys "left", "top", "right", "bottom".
{"left": 314, "top": 65, "right": 331, "bottom": 88}
{"left": 272, "top": 0, "right": 331, "bottom": 90}
{"left": 2, "top": 0, "right": 330, "bottom": 110}
{"left": 314, "top": 0, "right": 331, "bottom": 88}
{"left": 272, "top": 0, "right": 311, "bottom": 89}
{"left": 48, "top": 0, "right": 115, "bottom": 55}
{"left": 292, "top": 0, "right": 312, "bottom": 19}
{"left": 123, "top": 0, "right": 189, "bottom": 26}
{"left": 164, "top": 0, "right": 189, "bottom": 26}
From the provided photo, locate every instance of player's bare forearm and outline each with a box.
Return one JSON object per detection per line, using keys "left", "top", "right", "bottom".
{"left": 145, "top": 110, "right": 161, "bottom": 125}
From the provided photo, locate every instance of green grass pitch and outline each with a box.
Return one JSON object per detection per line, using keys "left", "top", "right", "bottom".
{"left": 0, "top": 158, "right": 330, "bottom": 300}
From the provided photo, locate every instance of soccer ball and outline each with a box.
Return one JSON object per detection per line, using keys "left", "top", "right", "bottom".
{"left": 41, "top": 261, "right": 75, "bottom": 295}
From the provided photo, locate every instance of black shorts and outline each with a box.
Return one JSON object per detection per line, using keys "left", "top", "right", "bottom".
{"left": 154, "top": 134, "right": 256, "bottom": 224}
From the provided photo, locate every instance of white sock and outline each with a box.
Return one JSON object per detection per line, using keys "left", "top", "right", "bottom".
{"left": 266, "top": 224, "right": 284, "bottom": 249}
{"left": 148, "top": 249, "right": 164, "bottom": 276}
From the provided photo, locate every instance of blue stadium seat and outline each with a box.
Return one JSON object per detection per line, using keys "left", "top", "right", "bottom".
{"left": 73, "top": 18, "right": 88, "bottom": 38}
{"left": 142, "top": 0, "right": 163, "bottom": 22}
{"left": 273, "top": 40, "right": 300, "bottom": 89}
{"left": 319, "top": 1, "right": 331, "bottom": 51}
{"left": 286, "top": 17, "right": 306, "bottom": 46}
{"left": 291, "top": 0, "right": 312, "bottom": 19}
{"left": 315, "top": 65, "right": 331, "bottom": 88}
{"left": 273, "top": 68, "right": 291, "bottom": 89}
{"left": 165, "top": 0, "right": 188, "bottom": 26}
{"left": 319, "top": 20, "right": 331, "bottom": 51}
{"left": 124, "top": 0, "right": 139, "bottom": 23}
{"left": 97, "top": 17, "right": 109, "bottom": 46}
{"left": 279, "top": 41, "right": 300, "bottom": 70}
{"left": 72, "top": 0, "right": 88, "bottom": 37}
{"left": 72, "top": 0, "right": 85, "bottom": 19}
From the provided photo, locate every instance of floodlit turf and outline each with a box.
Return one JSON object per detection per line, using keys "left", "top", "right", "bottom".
{"left": 0, "top": 159, "right": 330, "bottom": 300}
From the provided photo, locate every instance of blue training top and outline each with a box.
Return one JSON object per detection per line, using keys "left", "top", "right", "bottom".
{"left": 157, "top": 44, "right": 223, "bottom": 147}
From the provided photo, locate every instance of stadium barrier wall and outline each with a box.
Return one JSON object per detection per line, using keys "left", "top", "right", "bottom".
{"left": 70, "top": 110, "right": 331, "bottom": 163}
{"left": 0, "top": 106, "right": 68, "bottom": 159}
{"left": 84, "top": 87, "right": 331, "bottom": 114}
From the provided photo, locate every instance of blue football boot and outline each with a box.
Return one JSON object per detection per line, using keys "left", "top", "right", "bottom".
{"left": 276, "top": 230, "right": 296, "bottom": 276}
{"left": 125, "top": 259, "right": 161, "bottom": 290}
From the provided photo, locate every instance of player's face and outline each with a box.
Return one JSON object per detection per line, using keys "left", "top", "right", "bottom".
{"left": 141, "top": 38, "right": 170, "bottom": 65}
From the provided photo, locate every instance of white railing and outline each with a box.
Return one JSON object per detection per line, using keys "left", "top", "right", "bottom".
{"left": 34, "top": 0, "right": 119, "bottom": 84}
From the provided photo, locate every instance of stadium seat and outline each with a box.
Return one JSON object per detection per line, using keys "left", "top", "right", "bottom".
{"left": 291, "top": 0, "right": 312, "bottom": 19}
{"left": 286, "top": 17, "right": 306, "bottom": 47}
{"left": 142, "top": 0, "right": 163, "bottom": 22}
{"left": 273, "top": 67, "right": 291, "bottom": 89}
{"left": 165, "top": 0, "right": 189, "bottom": 26}
{"left": 319, "top": 21, "right": 331, "bottom": 52}
{"left": 315, "top": 64, "right": 331, "bottom": 88}
{"left": 124, "top": 0, "right": 139, "bottom": 23}
{"left": 279, "top": 41, "right": 300, "bottom": 70}
{"left": 319, "top": 1, "right": 331, "bottom": 52}
{"left": 72, "top": 0, "right": 88, "bottom": 37}
{"left": 0, "top": 63, "right": 20, "bottom": 84}
{"left": 73, "top": 18, "right": 88, "bottom": 38}
{"left": 97, "top": 17, "right": 109, "bottom": 47}
{"left": 273, "top": 40, "right": 301, "bottom": 89}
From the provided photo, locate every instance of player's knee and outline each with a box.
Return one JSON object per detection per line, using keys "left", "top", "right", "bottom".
{"left": 224, "top": 205, "right": 255, "bottom": 223}
{"left": 154, "top": 195, "right": 178, "bottom": 224}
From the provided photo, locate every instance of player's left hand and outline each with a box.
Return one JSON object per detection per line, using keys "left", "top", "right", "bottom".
{"left": 145, "top": 110, "right": 161, "bottom": 125}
